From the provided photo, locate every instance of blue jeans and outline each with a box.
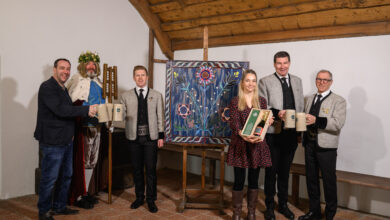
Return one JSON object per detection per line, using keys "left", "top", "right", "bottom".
{"left": 38, "top": 142, "right": 73, "bottom": 215}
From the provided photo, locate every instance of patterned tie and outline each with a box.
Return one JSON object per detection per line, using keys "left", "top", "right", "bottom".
{"left": 139, "top": 88, "right": 144, "bottom": 100}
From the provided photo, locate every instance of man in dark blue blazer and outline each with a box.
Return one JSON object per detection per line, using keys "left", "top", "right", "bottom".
{"left": 34, "top": 58, "right": 97, "bottom": 220}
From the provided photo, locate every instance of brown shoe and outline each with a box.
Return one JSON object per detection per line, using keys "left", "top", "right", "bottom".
{"left": 232, "top": 190, "right": 243, "bottom": 220}
{"left": 246, "top": 189, "right": 258, "bottom": 220}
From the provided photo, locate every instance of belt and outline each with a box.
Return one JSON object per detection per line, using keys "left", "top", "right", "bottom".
{"left": 137, "top": 125, "right": 149, "bottom": 136}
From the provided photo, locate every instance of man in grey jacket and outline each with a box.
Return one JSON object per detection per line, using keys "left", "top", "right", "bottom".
{"left": 120, "top": 65, "right": 164, "bottom": 213}
{"left": 258, "top": 51, "right": 304, "bottom": 220}
{"left": 298, "top": 70, "right": 346, "bottom": 220}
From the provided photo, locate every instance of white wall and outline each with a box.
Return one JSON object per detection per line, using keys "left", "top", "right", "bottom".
{"left": 160, "top": 35, "right": 390, "bottom": 216}
{"left": 0, "top": 0, "right": 164, "bottom": 199}
{"left": 1, "top": 0, "right": 389, "bottom": 216}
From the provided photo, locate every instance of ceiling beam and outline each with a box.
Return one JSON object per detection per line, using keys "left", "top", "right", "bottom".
{"left": 161, "top": 0, "right": 390, "bottom": 32}
{"left": 172, "top": 21, "right": 390, "bottom": 50}
{"left": 167, "top": 5, "right": 390, "bottom": 41}
{"left": 129, "top": 0, "right": 174, "bottom": 59}
{"left": 157, "top": 0, "right": 312, "bottom": 23}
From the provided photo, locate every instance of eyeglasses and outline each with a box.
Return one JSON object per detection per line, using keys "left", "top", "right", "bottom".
{"left": 316, "top": 78, "right": 332, "bottom": 83}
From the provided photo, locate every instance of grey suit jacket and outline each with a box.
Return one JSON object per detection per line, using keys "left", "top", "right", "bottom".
{"left": 258, "top": 73, "right": 304, "bottom": 133}
{"left": 120, "top": 88, "right": 164, "bottom": 141}
{"left": 304, "top": 92, "right": 346, "bottom": 149}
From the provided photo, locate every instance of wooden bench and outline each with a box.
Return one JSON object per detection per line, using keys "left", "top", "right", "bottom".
{"left": 290, "top": 163, "right": 390, "bottom": 205}
{"left": 161, "top": 145, "right": 390, "bottom": 207}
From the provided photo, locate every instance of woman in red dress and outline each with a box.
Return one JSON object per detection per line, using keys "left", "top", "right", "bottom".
{"left": 227, "top": 69, "right": 273, "bottom": 220}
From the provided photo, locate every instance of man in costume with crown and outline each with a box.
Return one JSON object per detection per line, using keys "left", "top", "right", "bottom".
{"left": 66, "top": 51, "right": 105, "bottom": 209}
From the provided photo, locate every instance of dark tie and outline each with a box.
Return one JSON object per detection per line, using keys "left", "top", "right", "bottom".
{"left": 314, "top": 94, "right": 322, "bottom": 106}
{"left": 139, "top": 89, "right": 144, "bottom": 100}
{"left": 281, "top": 77, "right": 289, "bottom": 87}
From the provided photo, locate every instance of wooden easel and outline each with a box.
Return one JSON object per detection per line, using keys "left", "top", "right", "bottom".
{"left": 102, "top": 63, "right": 118, "bottom": 204}
{"left": 177, "top": 26, "right": 226, "bottom": 214}
{"left": 148, "top": 26, "right": 226, "bottom": 213}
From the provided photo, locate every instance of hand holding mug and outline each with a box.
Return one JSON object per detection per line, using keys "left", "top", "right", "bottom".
{"left": 88, "top": 104, "right": 98, "bottom": 117}
{"left": 305, "top": 113, "right": 316, "bottom": 125}
{"left": 278, "top": 110, "right": 286, "bottom": 121}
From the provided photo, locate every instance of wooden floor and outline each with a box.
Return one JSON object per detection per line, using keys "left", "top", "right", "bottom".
{"left": 0, "top": 168, "right": 388, "bottom": 220}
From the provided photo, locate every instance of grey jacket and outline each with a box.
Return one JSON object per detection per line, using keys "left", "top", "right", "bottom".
{"left": 120, "top": 88, "right": 164, "bottom": 141}
{"left": 258, "top": 73, "right": 304, "bottom": 133}
{"left": 304, "top": 92, "right": 347, "bottom": 149}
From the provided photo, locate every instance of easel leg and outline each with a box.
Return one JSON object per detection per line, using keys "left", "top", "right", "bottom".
{"left": 178, "top": 147, "right": 187, "bottom": 213}
{"left": 219, "top": 146, "right": 225, "bottom": 214}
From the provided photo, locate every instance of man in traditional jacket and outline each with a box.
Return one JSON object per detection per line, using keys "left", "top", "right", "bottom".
{"left": 120, "top": 65, "right": 164, "bottom": 213}
{"left": 298, "top": 70, "right": 346, "bottom": 220}
{"left": 258, "top": 51, "right": 304, "bottom": 220}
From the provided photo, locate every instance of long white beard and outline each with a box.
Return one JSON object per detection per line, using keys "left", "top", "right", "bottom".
{"left": 87, "top": 71, "right": 97, "bottom": 79}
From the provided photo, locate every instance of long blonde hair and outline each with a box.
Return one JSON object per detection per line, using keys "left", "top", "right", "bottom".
{"left": 238, "top": 69, "right": 260, "bottom": 111}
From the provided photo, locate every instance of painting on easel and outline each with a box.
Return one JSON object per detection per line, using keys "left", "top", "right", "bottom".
{"left": 165, "top": 60, "right": 249, "bottom": 144}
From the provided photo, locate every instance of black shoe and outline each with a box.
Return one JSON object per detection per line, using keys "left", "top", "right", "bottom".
{"left": 298, "top": 211, "right": 322, "bottom": 220}
{"left": 130, "top": 198, "right": 144, "bottom": 209}
{"left": 51, "top": 207, "right": 79, "bottom": 215}
{"left": 86, "top": 194, "right": 99, "bottom": 204}
{"left": 278, "top": 204, "right": 294, "bottom": 220}
{"left": 39, "top": 212, "right": 54, "bottom": 220}
{"left": 147, "top": 201, "right": 158, "bottom": 213}
{"left": 325, "top": 213, "right": 335, "bottom": 220}
{"left": 75, "top": 196, "right": 94, "bottom": 209}
{"left": 264, "top": 207, "right": 275, "bottom": 220}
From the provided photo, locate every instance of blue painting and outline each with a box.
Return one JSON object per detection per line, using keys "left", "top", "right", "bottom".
{"left": 165, "top": 60, "right": 249, "bottom": 144}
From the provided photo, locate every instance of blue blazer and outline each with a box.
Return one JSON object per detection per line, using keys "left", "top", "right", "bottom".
{"left": 34, "top": 77, "right": 89, "bottom": 145}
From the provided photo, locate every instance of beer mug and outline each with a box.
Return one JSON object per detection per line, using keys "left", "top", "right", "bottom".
{"left": 296, "top": 112, "right": 307, "bottom": 131}
{"left": 106, "top": 103, "right": 113, "bottom": 121}
{"left": 113, "top": 104, "right": 124, "bottom": 121}
{"left": 284, "top": 109, "right": 296, "bottom": 129}
{"left": 98, "top": 104, "right": 109, "bottom": 123}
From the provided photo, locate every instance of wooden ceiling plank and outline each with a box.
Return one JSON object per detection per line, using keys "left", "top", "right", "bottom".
{"left": 166, "top": 5, "right": 390, "bottom": 41}
{"left": 149, "top": 0, "right": 171, "bottom": 5}
{"left": 157, "top": 0, "right": 314, "bottom": 23}
{"left": 172, "top": 21, "right": 390, "bottom": 50}
{"left": 129, "top": 0, "right": 174, "bottom": 59}
{"left": 150, "top": 2, "right": 182, "bottom": 13}
{"left": 161, "top": 0, "right": 390, "bottom": 32}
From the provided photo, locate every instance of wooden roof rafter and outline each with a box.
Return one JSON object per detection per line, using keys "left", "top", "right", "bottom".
{"left": 128, "top": 0, "right": 390, "bottom": 53}
{"left": 129, "top": 0, "right": 174, "bottom": 59}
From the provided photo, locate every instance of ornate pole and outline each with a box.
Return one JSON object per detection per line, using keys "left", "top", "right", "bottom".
{"left": 103, "top": 64, "right": 118, "bottom": 204}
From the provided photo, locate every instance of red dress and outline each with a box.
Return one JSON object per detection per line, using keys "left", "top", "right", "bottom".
{"left": 226, "top": 96, "right": 272, "bottom": 168}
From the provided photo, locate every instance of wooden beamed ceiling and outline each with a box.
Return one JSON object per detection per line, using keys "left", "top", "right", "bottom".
{"left": 129, "top": 0, "right": 390, "bottom": 59}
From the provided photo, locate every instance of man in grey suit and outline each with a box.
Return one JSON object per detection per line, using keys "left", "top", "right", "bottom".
{"left": 120, "top": 65, "right": 164, "bottom": 213}
{"left": 258, "top": 51, "right": 304, "bottom": 220}
{"left": 298, "top": 70, "right": 346, "bottom": 220}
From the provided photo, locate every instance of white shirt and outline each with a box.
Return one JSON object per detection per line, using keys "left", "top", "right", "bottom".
{"left": 276, "top": 73, "right": 290, "bottom": 87}
{"left": 136, "top": 86, "right": 148, "bottom": 98}
{"left": 315, "top": 89, "right": 331, "bottom": 103}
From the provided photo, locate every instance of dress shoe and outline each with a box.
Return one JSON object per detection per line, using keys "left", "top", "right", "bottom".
{"left": 130, "top": 198, "right": 144, "bottom": 209}
{"left": 147, "top": 201, "right": 158, "bottom": 213}
{"left": 278, "top": 204, "right": 294, "bottom": 220}
{"left": 75, "top": 196, "right": 94, "bottom": 209}
{"left": 51, "top": 207, "right": 79, "bottom": 215}
{"left": 39, "top": 212, "right": 54, "bottom": 220}
{"left": 86, "top": 194, "right": 99, "bottom": 204}
{"left": 264, "top": 207, "right": 276, "bottom": 220}
{"left": 325, "top": 212, "right": 335, "bottom": 220}
{"left": 298, "top": 211, "right": 322, "bottom": 220}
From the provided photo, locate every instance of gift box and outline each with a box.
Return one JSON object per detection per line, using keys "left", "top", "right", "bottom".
{"left": 240, "top": 108, "right": 273, "bottom": 141}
